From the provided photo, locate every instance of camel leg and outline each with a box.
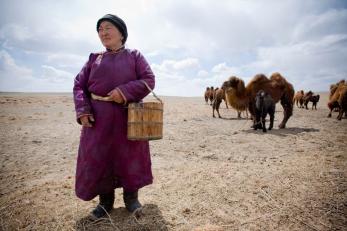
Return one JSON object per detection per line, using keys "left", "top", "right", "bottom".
{"left": 279, "top": 98, "right": 293, "bottom": 129}
{"left": 337, "top": 109, "right": 344, "bottom": 120}
{"left": 254, "top": 113, "right": 261, "bottom": 130}
{"left": 269, "top": 112, "right": 274, "bottom": 130}
{"left": 262, "top": 116, "right": 267, "bottom": 132}
{"left": 212, "top": 101, "right": 216, "bottom": 118}
{"left": 328, "top": 102, "right": 338, "bottom": 117}
{"left": 217, "top": 100, "right": 222, "bottom": 118}
{"left": 248, "top": 103, "right": 256, "bottom": 128}
{"left": 327, "top": 110, "right": 332, "bottom": 117}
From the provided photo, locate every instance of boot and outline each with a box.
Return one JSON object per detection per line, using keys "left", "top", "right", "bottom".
{"left": 123, "top": 190, "right": 142, "bottom": 213}
{"left": 91, "top": 191, "right": 114, "bottom": 219}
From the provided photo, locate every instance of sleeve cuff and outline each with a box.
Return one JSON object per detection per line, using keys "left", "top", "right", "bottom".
{"left": 116, "top": 88, "right": 128, "bottom": 105}
{"left": 76, "top": 113, "right": 93, "bottom": 124}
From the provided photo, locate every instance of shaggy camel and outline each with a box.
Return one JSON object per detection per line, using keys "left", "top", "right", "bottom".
{"left": 204, "top": 87, "right": 210, "bottom": 104}
{"left": 204, "top": 87, "right": 214, "bottom": 105}
{"left": 222, "top": 80, "right": 249, "bottom": 119}
{"left": 212, "top": 86, "right": 228, "bottom": 118}
{"left": 254, "top": 90, "right": 276, "bottom": 132}
{"left": 329, "top": 80, "right": 345, "bottom": 112}
{"left": 302, "top": 91, "right": 313, "bottom": 110}
{"left": 293, "top": 90, "right": 304, "bottom": 108}
{"left": 330, "top": 80, "right": 345, "bottom": 100}
{"left": 209, "top": 86, "right": 214, "bottom": 105}
{"left": 308, "top": 95, "right": 320, "bottom": 110}
{"left": 303, "top": 92, "right": 320, "bottom": 110}
{"left": 223, "top": 73, "right": 294, "bottom": 128}
{"left": 328, "top": 81, "right": 347, "bottom": 120}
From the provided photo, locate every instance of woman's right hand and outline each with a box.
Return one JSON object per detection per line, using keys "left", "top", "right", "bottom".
{"left": 80, "top": 115, "right": 95, "bottom": 127}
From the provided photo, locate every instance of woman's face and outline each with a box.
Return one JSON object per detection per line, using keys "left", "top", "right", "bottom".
{"left": 98, "top": 21, "right": 123, "bottom": 50}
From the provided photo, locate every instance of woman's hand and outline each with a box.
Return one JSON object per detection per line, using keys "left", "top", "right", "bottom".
{"left": 107, "top": 88, "right": 125, "bottom": 104}
{"left": 80, "top": 115, "right": 95, "bottom": 127}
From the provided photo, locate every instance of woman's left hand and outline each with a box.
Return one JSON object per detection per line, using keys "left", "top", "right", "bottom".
{"left": 107, "top": 88, "right": 124, "bottom": 104}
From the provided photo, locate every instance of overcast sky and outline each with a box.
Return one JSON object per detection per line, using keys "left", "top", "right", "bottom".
{"left": 1, "top": 0, "right": 347, "bottom": 96}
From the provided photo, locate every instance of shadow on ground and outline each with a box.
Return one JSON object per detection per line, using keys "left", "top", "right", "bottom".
{"left": 75, "top": 204, "right": 168, "bottom": 231}
{"left": 242, "top": 127, "right": 320, "bottom": 137}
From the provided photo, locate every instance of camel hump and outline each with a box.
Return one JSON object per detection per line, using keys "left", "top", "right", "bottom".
{"left": 248, "top": 74, "right": 270, "bottom": 86}
{"left": 228, "top": 76, "right": 240, "bottom": 82}
{"left": 269, "top": 72, "right": 288, "bottom": 89}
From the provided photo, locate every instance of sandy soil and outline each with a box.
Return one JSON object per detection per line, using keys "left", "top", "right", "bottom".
{"left": 0, "top": 92, "right": 346, "bottom": 231}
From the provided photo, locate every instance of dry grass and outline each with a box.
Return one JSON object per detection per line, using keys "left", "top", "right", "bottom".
{"left": 0, "top": 93, "right": 346, "bottom": 230}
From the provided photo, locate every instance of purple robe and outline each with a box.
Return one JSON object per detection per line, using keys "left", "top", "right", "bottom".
{"left": 73, "top": 48, "right": 155, "bottom": 201}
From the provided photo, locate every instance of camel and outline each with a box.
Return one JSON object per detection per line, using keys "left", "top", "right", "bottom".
{"left": 223, "top": 72, "right": 294, "bottom": 128}
{"left": 222, "top": 80, "right": 249, "bottom": 119}
{"left": 254, "top": 90, "right": 275, "bottom": 132}
{"left": 308, "top": 95, "right": 320, "bottom": 110}
{"left": 208, "top": 86, "right": 214, "bottom": 105}
{"left": 330, "top": 80, "right": 345, "bottom": 100}
{"left": 204, "top": 87, "right": 210, "bottom": 104}
{"left": 329, "top": 80, "right": 345, "bottom": 112}
{"left": 293, "top": 90, "right": 304, "bottom": 108}
{"left": 212, "top": 85, "right": 228, "bottom": 118}
{"left": 328, "top": 81, "right": 347, "bottom": 120}
{"left": 302, "top": 91, "right": 313, "bottom": 110}
{"left": 204, "top": 87, "right": 214, "bottom": 105}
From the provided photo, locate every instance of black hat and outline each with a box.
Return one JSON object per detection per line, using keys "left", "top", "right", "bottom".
{"left": 97, "top": 14, "right": 128, "bottom": 44}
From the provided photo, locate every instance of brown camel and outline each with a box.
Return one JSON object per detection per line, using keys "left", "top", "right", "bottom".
{"left": 302, "top": 91, "right": 313, "bottom": 110}
{"left": 204, "top": 87, "right": 210, "bottom": 104}
{"left": 222, "top": 80, "right": 249, "bottom": 119}
{"left": 212, "top": 85, "right": 228, "bottom": 118}
{"left": 328, "top": 81, "right": 347, "bottom": 120}
{"left": 293, "top": 90, "right": 304, "bottom": 108}
{"left": 329, "top": 80, "right": 345, "bottom": 112}
{"left": 223, "top": 72, "right": 294, "bottom": 128}
{"left": 203, "top": 86, "right": 215, "bottom": 105}
{"left": 330, "top": 80, "right": 345, "bottom": 100}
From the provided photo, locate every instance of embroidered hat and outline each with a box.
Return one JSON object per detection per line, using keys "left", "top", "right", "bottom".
{"left": 97, "top": 14, "right": 128, "bottom": 44}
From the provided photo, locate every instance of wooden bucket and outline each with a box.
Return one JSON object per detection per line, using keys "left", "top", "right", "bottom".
{"left": 127, "top": 81, "right": 163, "bottom": 140}
{"left": 127, "top": 102, "right": 163, "bottom": 140}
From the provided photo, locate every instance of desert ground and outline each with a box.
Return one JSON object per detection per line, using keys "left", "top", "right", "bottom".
{"left": 0, "top": 92, "right": 346, "bottom": 231}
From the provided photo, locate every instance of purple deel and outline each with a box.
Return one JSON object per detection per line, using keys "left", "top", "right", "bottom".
{"left": 73, "top": 48, "right": 155, "bottom": 201}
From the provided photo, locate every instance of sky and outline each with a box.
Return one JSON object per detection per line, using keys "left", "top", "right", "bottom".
{"left": 0, "top": 0, "right": 347, "bottom": 96}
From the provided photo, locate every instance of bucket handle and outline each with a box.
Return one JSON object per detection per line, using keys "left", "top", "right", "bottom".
{"left": 140, "top": 80, "right": 163, "bottom": 104}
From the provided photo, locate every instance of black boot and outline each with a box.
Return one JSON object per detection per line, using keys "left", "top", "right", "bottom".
{"left": 91, "top": 191, "right": 114, "bottom": 219}
{"left": 123, "top": 190, "right": 142, "bottom": 213}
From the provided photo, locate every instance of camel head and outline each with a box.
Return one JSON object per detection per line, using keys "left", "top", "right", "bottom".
{"left": 221, "top": 81, "right": 230, "bottom": 90}
{"left": 223, "top": 76, "right": 241, "bottom": 89}
{"left": 256, "top": 90, "right": 267, "bottom": 98}
{"left": 308, "top": 90, "right": 313, "bottom": 95}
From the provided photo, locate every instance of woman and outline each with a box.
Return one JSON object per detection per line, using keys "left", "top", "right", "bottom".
{"left": 73, "top": 14, "right": 155, "bottom": 219}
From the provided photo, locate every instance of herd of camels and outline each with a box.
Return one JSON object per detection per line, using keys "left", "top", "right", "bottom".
{"left": 204, "top": 72, "right": 347, "bottom": 129}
